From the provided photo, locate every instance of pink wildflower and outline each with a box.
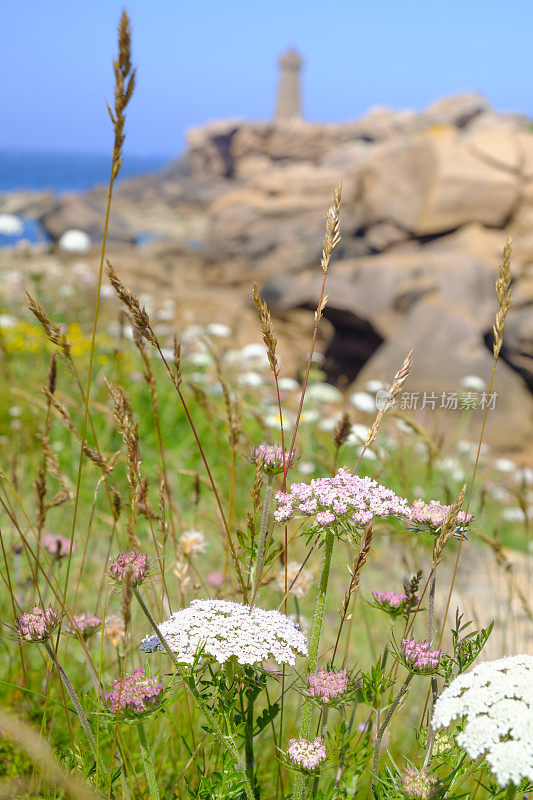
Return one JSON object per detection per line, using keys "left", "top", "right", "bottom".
{"left": 66, "top": 613, "right": 101, "bottom": 640}
{"left": 308, "top": 668, "right": 349, "bottom": 703}
{"left": 408, "top": 499, "right": 472, "bottom": 530}
{"left": 41, "top": 533, "right": 76, "bottom": 559}
{"left": 105, "top": 668, "right": 164, "bottom": 718}
{"left": 249, "top": 443, "right": 293, "bottom": 475}
{"left": 401, "top": 639, "right": 440, "bottom": 674}
{"left": 372, "top": 590, "right": 412, "bottom": 616}
{"left": 275, "top": 468, "right": 408, "bottom": 529}
{"left": 401, "top": 767, "right": 440, "bottom": 798}
{"left": 108, "top": 552, "right": 148, "bottom": 587}
{"left": 287, "top": 736, "right": 327, "bottom": 770}
{"left": 206, "top": 571, "right": 224, "bottom": 587}
{"left": 16, "top": 606, "right": 60, "bottom": 642}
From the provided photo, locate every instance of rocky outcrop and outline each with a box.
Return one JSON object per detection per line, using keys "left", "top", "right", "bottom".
{"left": 40, "top": 193, "right": 134, "bottom": 244}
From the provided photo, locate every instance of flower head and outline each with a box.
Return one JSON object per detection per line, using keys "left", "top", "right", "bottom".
{"left": 401, "top": 767, "right": 440, "bottom": 798}
{"left": 407, "top": 499, "right": 472, "bottom": 534}
{"left": 287, "top": 737, "right": 326, "bottom": 771}
{"left": 432, "top": 654, "right": 533, "bottom": 787}
{"left": 16, "top": 606, "right": 60, "bottom": 642}
{"left": 105, "top": 668, "right": 164, "bottom": 719}
{"left": 308, "top": 668, "right": 349, "bottom": 704}
{"left": 275, "top": 468, "right": 408, "bottom": 530}
{"left": 180, "top": 530, "right": 207, "bottom": 556}
{"left": 40, "top": 533, "right": 76, "bottom": 560}
{"left": 140, "top": 598, "right": 307, "bottom": 666}
{"left": 66, "top": 613, "right": 101, "bottom": 640}
{"left": 249, "top": 444, "right": 294, "bottom": 476}
{"left": 104, "top": 615, "right": 126, "bottom": 648}
{"left": 276, "top": 562, "right": 313, "bottom": 598}
{"left": 401, "top": 639, "right": 440, "bottom": 675}
{"left": 371, "top": 590, "right": 412, "bottom": 617}
{"left": 108, "top": 551, "right": 148, "bottom": 587}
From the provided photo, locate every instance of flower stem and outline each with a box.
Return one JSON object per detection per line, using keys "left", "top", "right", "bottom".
{"left": 245, "top": 695, "right": 255, "bottom": 790}
{"left": 43, "top": 640, "right": 104, "bottom": 776}
{"left": 137, "top": 722, "right": 160, "bottom": 800}
{"left": 504, "top": 784, "right": 517, "bottom": 800}
{"left": 371, "top": 672, "right": 413, "bottom": 783}
{"left": 133, "top": 588, "right": 255, "bottom": 800}
{"left": 251, "top": 473, "right": 274, "bottom": 601}
{"left": 292, "top": 528, "right": 335, "bottom": 800}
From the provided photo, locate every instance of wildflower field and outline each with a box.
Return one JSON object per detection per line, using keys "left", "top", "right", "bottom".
{"left": 0, "top": 13, "right": 532, "bottom": 800}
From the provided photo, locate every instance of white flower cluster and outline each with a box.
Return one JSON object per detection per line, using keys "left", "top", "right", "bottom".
{"left": 140, "top": 598, "right": 308, "bottom": 666}
{"left": 432, "top": 654, "right": 533, "bottom": 787}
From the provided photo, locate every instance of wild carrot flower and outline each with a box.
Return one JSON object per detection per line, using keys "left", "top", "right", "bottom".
{"left": 401, "top": 767, "right": 440, "bottom": 798}
{"left": 308, "top": 668, "right": 349, "bottom": 703}
{"left": 248, "top": 443, "right": 294, "bottom": 475}
{"left": 287, "top": 737, "right": 327, "bottom": 770}
{"left": 180, "top": 529, "right": 207, "bottom": 556}
{"left": 274, "top": 468, "right": 408, "bottom": 530}
{"left": 16, "top": 606, "right": 60, "bottom": 643}
{"left": 432, "top": 654, "right": 533, "bottom": 787}
{"left": 65, "top": 613, "right": 101, "bottom": 640}
{"left": 407, "top": 499, "right": 472, "bottom": 532}
{"left": 105, "top": 668, "right": 164, "bottom": 719}
{"left": 276, "top": 562, "right": 313, "bottom": 598}
{"left": 371, "top": 590, "right": 411, "bottom": 617}
{"left": 140, "top": 598, "right": 307, "bottom": 666}
{"left": 104, "top": 615, "right": 126, "bottom": 648}
{"left": 401, "top": 639, "right": 440, "bottom": 675}
{"left": 40, "top": 532, "right": 76, "bottom": 559}
{"left": 108, "top": 551, "right": 148, "bottom": 587}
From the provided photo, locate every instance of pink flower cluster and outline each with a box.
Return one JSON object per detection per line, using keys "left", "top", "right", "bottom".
{"left": 372, "top": 590, "right": 409, "bottom": 615}
{"left": 408, "top": 499, "right": 472, "bottom": 529}
{"left": 308, "top": 668, "right": 349, "bottom": 703}
{"left": 108, "top": 552, "right": 148, "bottom": 587}
{"left": 287, "top": 736, "right": 327, "bottom": 770}
{"left": 41, "top": 533, "right": 76, "bottom": 559}
{"left": 105, "top": 668, "right": 164, "bottom": 718}
{"left": 401, "top": 639, "right": 441, "bottom": 674}
{"left": 401, "top": 767, "right": 440, "bottom": 798}
{"left": 66, "top": 613, "right": 101, "bottom": 640}
{"left": 17, "top": 606, "right": 60, "bottom": 642}
{"left": 275, "top": 468, "right": 408, "bottom": 529}
{"left": 249, "top": 444, "right": 293, "bottom": 475}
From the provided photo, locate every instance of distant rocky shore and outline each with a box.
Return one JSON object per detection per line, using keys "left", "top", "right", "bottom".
{"left": 1, "top": 93, "right": 532, "bottom": 451}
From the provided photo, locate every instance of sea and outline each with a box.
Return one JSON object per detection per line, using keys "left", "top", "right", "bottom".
{"left": 0, "top": 149, "right": 170, "bottom": 246}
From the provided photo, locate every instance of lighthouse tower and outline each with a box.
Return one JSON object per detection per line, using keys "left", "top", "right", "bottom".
{"left": 274, "top": 48, "right": 303, "bottom": 121}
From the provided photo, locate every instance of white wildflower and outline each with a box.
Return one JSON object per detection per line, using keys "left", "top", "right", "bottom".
{"left": 179, "top": 530, "right": 207, "bottom": 556}
{"left": 58, "top": 229, "right": 91, "bottom": 253}
{"left": 140, "top": 598, "right": 308, "bottom": 666}
{"left": 278, "top": 377, "right": 299, "bottom": 392}
{"left": 432, "top": 654, "right": 533, "bottom": 787}
{"left": 459, "top": 375, "right": 486, "bottom": 392}
{"left": 276, "top": 562, "right": 313, "bottom": 598}
{"left": 365, "top": 379, "right": 385, "bottom": 393}
{"left": 206, "top": 323, "right": 232, "bottom": 338}
{"left": 237, "top": 371, "right": 263, "bottom": 388}
{"left": 305, "top": 383, "right": 342, "bottom": 403}
{"left": 493, "top": 458, "right": 516, "bottom": 473}
{"left": 349, "top": 391, "right": 376, "bottom": 413}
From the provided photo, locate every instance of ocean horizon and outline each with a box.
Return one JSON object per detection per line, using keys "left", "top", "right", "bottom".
{"left": 0, "top": 149, "right": 170, "bottom": 193}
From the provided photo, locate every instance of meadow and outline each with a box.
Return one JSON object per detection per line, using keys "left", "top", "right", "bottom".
{"left": 0, "top": 13, "right": 531, "bottom": 800}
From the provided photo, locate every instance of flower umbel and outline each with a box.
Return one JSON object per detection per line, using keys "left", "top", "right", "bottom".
{"left": 432, "top": 654, "right": 533, "bottom": 787}
{"left": 276, "top": 562, "right": 313, "bottom": 598}
{"left": 108, "top": 551, "right": 149, "bottom": 587}
{"left": 65, "top": 613, "right": 101, "bottom": 640}
{"left": 371, "top": 590, "right": 412, "bottom": 617}
{"left": 287, "top": 737, "right": 326, "bottom": 771}
{"left": 308, "top": 668, "right": 349, "bottom": 704}
{"left": 105, "top": 668, "right": 164, "bottom": 719}
{"left": 407, "top": 499, "right": 472, "bottom": 535}
{"left": 249, "top": 444, "right": 294, "bottom": 475}
{"left": 104, "top": 615, "right": 126, "bottom": 648}
{"left": 40, "top": 532, "right": 76, "bottom": 560}
{"left": 401, "top": 767, "right": 440, "bottom": 799}
{"left": 140, "top": 598, "right": 307, "bottom": 666}
{"left": 401, "top": 639, "right": 440, "bottom": 675}
{"left": 16, "top": 606, "right": 60, "bottom": 642}
{"left": 275, "top": 468, "right": 408, "bottom": 530}
{"left": 179, "top": 529, "right": 207, "bottom": 556}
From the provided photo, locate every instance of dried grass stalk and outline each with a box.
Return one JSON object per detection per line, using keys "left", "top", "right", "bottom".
{"left": 107, "top": 11, "right": 136, "bottom": 181}
{"left": 492, "top": 238, "right": 512, "bottom": 359}
{"left": 432, "top": 484, "right": 466, "bottom": 569}
{"left": 253, "top": 284, "right": 279, "bottom": 377}
{"left": 365, "top": 349, "right": 413, "bottom": 448}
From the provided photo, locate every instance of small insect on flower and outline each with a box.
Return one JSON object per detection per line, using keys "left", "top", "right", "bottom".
{"left": 40, "top": 532, "right": 76, "bottom": 560}
{"left": 287, "top": 737, "right": 327, "bottom": 771}
{"left": 308, "top": 668, "right": 349, "bottom": 704}
{"left": 401, "top": 767, "right": 441, "bottom": 799}
{"left": 179, "top": 529, "right": 207, "bottom": 556}
{"left": 371, "top": 590, "right": 413, "bottom": 617}
{"left": 105, "top": 668, "right": 164, "bottom": 720}
{"left": 65, "top": 613, "right": 101, "bottom": 640}
{"left": 108, "top": 551, "right": 149, "bottom": 587}
{"left": 401, "top": 639, "right": 440, "bottom": 675}
{"left": 248, "top": 443, "right": 294, "bottom": 476}
{"left": 16, "top": 606, "right": 61, "bottom": 643}
{"left": 276, "top": 562, "right": 313, "bottom": 598}
{"left": 104, "top": 615, "right": 126, "bottom": 648}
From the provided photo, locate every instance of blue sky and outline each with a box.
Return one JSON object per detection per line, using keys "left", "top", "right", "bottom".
{"left": 2, "top": 0, "right": 532, "bottom": 159}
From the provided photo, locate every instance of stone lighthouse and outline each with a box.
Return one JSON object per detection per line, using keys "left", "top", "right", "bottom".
{"left": 274, "top": 47, "right": 303, "bottom": 121}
